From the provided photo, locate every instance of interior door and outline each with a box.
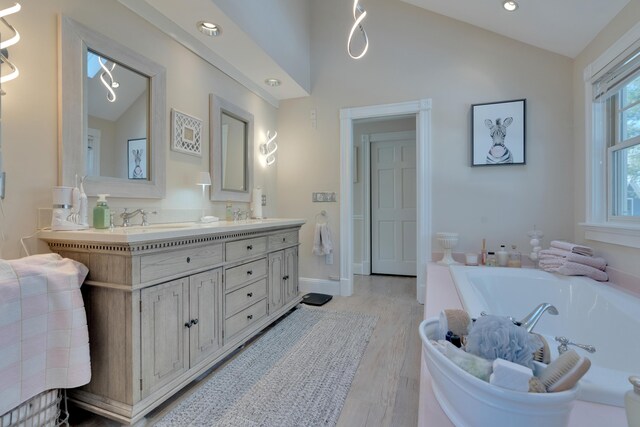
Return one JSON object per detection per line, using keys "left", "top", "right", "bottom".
{"left": 371, "top": 136, "right": 417, "bottom": 276}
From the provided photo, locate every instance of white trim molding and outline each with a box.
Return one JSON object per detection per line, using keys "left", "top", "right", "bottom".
{"left": 339, "top": 99, "right": 432, "bottom": 303}
{"left": 582, "top": 22, "right": 640, "bottom": 249}
{"left": 299, "top": 277, "right": 342, "bottom": 296}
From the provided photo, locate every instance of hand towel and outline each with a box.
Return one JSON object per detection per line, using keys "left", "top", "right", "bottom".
{"left": 538, "top": 248, "right": 571, "bottom": 259}
{"left": 312, "top": 223, "right": 333, "bottom": 256}
{"left": 312, "top": 223, "right": 324, "bottom": 256}
{"left": 550, "top": 240, "right": 593, "bottom": 257}
{"left": 556, "top": 261, "right": 608, "bottom": 282}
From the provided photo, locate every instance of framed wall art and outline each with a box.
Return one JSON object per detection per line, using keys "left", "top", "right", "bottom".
{"left": 471, "top": 99, "right": 526, "bottom": 166}
{"left": 127, "top": 138, "right": 147, "bottom": 179}
{"left": 171, "top": 109, "right": 203, "bottom": 157}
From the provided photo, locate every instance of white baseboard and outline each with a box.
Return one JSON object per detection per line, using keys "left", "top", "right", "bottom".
{"left": 299, "top": 277, "right": 342, "bottom": 296}
{"left": 353, "top": 263, "right": 364, "bottom": 275}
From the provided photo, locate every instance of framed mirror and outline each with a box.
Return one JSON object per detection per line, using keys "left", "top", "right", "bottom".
{"left": 210, "top": 95, "right": 254, "bottom": 202}
{"left": 59, "top": 16, "right": 166, "bottom": 198}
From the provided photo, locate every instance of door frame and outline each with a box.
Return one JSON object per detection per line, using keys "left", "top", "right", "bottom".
{"left": 340, "top": 99, "right": 432, "bottom": 303}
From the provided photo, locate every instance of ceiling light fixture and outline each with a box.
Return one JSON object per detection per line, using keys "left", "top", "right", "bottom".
{"left": 503, "top": 0, "right": 518, "bottom": 12}
{"left": 264, "top": 78, "right": 281, "bottom": 87}
{"left": 197, "top": 21, "right": 221, "bottom": 37}
{"left": 348, "top": 0, "right": 369, "bottom": 59}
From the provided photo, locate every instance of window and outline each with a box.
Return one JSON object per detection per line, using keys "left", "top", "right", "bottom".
{"left": 584, "top": 26, "right": 640, "bottom": 248}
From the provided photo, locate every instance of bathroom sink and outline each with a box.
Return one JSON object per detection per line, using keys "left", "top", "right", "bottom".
{"left": 116, "top": 222, "right": 197, "bottom": 232}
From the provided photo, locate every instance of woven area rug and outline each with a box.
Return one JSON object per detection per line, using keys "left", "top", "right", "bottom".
{"left": 155, "top": 305, "right": 377, "bottom": 427}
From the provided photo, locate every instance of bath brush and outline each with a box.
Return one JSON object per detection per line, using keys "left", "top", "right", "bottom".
{"left": 532, "top": 333, "right": 551, "bottom": 364}
{"left": 438, "top": 309, "right": 471, "bottom": 340}
{"left": 538, "top": 349, "right": 591, "bottom": 392}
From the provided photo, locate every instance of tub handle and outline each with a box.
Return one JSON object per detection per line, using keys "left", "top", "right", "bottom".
{"left": 555, "top": 336, "right": 596, "bottom": 354}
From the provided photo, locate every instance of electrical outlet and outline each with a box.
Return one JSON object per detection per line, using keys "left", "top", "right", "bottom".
{"left": 325, "top": 253, "right": 334, "bottom": 265}
{"left": 0, "top": 172, "right": 5, "bottom": 199}
{"left": 261, "top": 194, "right": 266, "bottom": 206}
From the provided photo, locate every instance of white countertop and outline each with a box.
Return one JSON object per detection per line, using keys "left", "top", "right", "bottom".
{"left": 38, "top": 218, "right": 306, "bottom": 244}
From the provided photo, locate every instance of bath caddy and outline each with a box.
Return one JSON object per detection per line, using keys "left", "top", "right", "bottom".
{"left": 419, "top": 317, "right": 578, "bottom": 427}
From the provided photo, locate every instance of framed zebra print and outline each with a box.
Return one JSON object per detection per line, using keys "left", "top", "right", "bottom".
{"left": 471, "top": 99, "right": 526, "bottom": 166}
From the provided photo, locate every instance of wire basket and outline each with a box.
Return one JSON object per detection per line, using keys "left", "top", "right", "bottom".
{"left": 0, "top": 389, "right": 68, "bottom": 427}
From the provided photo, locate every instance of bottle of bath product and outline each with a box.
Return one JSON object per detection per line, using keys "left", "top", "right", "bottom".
{"left": 93, "top": 194, "right": 110, "bottom": 229}
{"left": 486, "top": 252, "right": 497, "bottom": 266}
{"left": 225, "top": 202, "right": 233, "bottom": 221}
{"left": 626, "top": 376, "right": 640, "bottom": 427}
{"left": 508, "top": 245, "right": 522, "bottom": 268}
{"left": 496, "top": 244, "right": 508, "bottom": 267}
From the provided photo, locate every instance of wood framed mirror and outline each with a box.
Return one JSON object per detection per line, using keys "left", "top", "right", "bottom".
{"left": 59, "top": 16, "right": 166, "bottom": 198}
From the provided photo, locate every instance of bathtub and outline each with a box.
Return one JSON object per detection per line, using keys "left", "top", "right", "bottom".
{"left": 448, "top": 265, "right": 639, "bottom": 407}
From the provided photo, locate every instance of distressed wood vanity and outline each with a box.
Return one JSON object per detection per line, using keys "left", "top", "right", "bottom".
{"left": 39, "top": 219, "right": 304, "bottom": 425}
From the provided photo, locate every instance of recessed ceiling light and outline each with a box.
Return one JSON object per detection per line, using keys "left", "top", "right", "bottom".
{"left": 264, "top": 78, "right": 281, "bottom": 87}
{"left": 503, "top": 0, "right": 518, "bottom": 11}
{"left": 197, "top": 21, "right": 221, "bottom": 37}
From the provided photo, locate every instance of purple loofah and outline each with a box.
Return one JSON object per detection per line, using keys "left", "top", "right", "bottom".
{"left": 465, "top": 315, "right": 541, "bottom": 369}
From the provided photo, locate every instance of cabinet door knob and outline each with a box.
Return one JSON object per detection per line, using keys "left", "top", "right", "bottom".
{"left": 247, "top": 270, "right": 253, "bottom": 276}
{"left": 247, "top": 314, "right": 253, "bottom": 320}
{"left": 192, "top": 318, "right": 198, "bottom": 325}
{"left": 186, "top": 257, "right": 191, "bottom": 263}
{"left": 247, "top": 245, "right": 253, "bottom": 250}
{"left": 283, "top": 275, "right": 289, "bottom": 280}
{"left": 282, "top": 237, "right": 286, "bottom": 242}
{"left": 247, "top": 292, "right": 253, "bottom": 298}
{"left": 184, "top": 322, "right": 191, "bottom": 328}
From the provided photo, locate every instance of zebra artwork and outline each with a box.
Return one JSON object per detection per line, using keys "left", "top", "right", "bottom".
{"left": 485, "top": 117, "right": 513, "bottom": 164}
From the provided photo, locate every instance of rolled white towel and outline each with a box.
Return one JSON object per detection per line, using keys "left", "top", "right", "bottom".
{"left": 566, "top": 253, "right": 607, "bottom": 271}
{"left": 550, "top": 240, "right": 593, "bottom": 257}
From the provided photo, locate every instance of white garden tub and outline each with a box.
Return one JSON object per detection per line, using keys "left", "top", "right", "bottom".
{"left": 449, "top": 265, "right": 640, "bottom": 407}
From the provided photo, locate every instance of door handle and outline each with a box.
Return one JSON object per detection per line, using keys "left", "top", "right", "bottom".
{"left": 247, "top": 270, "right": 253, "bottom": 276}
{"left": 247, "top": 292, "right": 253, "bottom": 298}
{"left": 247, "top": 314, "right": 253, "bottom": 320}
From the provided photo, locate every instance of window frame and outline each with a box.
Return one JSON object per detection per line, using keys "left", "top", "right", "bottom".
{"left": 582, "top": 22, "right": 640, "bottom": 249}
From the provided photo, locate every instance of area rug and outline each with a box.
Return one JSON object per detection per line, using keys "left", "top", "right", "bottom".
{"left": 155, "top": 305, "right": 378, "bottom": 427}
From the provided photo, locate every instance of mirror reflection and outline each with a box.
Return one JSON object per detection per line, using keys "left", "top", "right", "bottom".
{"left": 86, "top": 50, "right": 150, "bottom": 180}
{"left": 221, "top": 111, "right": 247, "bottom": 191}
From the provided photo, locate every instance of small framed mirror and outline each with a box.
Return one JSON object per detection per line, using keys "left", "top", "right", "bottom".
{"left": 210, "top": 95, "right": 254, "bottom": 202}
{"left": 59, "top": 16, "right": 166, "bottom": 198}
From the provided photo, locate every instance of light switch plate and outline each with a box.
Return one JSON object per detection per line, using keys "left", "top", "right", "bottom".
{"left": 312, "top": 192, "right": 336, "bottom": 202}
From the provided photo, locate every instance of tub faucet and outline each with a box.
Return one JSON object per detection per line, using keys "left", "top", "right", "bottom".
{"left": 518, "top": 303, "right": 558, "bottom": 333}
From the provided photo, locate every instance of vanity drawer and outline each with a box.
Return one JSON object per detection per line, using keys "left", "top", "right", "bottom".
{"left": 225, "top": 237, "right": 267, "bottom": 262}
{"left": 268, "top": 231, "right": 299, "bottom": 250}
{"left": 225, "top": 279, "right": 267, "bottom": 318}
{"left": 225, "top": 298, "right": 267, "bottom": 340}
{"left": 225, "top": 258, "right": 267, "bottom": 291}
{"left": 140, "top": 243, "right": 223, "bottom": 283}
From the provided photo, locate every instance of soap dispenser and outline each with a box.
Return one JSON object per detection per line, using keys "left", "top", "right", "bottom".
{"left": 93, "top": 194, "right": 111, "bottom": 229}
{"left": 626, "top": 376, "right": 640, "bottom": 427}
{"left": 496, "top": 244, "right": 509, "bottom": 267}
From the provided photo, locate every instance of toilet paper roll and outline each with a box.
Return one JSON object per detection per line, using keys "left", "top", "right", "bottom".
{"left": 251, "top": 187, "right": 263, "bottom": 219}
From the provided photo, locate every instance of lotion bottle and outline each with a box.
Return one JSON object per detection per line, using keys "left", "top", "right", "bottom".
{"left": 626, "top": 376, "right": 640, "bottom": 427}
{"left": 496, "top": 244, "right": 509, "bottom": 267}
{"left": 93, "top": 194, "right": 110, "bottom": 229}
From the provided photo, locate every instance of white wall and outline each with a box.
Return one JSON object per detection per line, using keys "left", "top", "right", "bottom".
{"left": 277, "top": 0, "right": 575, "bottom": 283}
{"left": 573, "top": 1, "right": 640, "bottom": 280}
{"left": 0, "top": 0, "right": 278, "bottom": 259}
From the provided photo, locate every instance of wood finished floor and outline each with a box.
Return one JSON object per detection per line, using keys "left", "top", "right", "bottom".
{"left": 69, "top": 275, "right": 422, "bottom": 427}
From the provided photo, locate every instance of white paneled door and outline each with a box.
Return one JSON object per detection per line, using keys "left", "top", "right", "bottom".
{"left": 371, "top": 136, "right": 417, "bottom": 276}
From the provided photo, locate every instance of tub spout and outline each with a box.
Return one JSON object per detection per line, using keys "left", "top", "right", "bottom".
{"left": 519, "top": 303, "right": 558, "bottom": 333}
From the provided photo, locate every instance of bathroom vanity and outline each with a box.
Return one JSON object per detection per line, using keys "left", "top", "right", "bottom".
{"left": 39, "top": 219, "right": 304, "bottom": 425}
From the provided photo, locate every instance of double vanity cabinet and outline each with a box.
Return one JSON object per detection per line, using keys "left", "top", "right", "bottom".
{"left": 39, "top": 219, "right": 304, "bottom": 425}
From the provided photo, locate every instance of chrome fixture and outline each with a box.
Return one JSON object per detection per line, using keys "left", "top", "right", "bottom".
{"left": 198, "top": 21, "right": 221, "bottom": 37}
{"left": 264, "top": 78, "right": 281, "bottom": 87}
{"left": 503, "top": 1, "right": 518, "bottom": 12}
{"left": 518, "top": 303, "right": 558, "bottom": 333}
{"left": 120, "top": 208, "right": 156, "bottom": 227}
{"left": 555, "top": 336, "right": 596, "bottom": 355}
{"left": 260, "top": 130, "right": 278, "bottom": 166}
{"left": 347, "top": 0, "right": 369, "bottom": 59}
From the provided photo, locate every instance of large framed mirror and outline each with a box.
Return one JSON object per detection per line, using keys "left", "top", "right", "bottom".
{"left": 210, "top": 95, "right": 254, "bottom": 202}
{"left": 59, "top": 16, "right": 166, "bottom": 198}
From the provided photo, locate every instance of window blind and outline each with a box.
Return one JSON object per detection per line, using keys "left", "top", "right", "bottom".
{"left": 593, "top": 40, "right": 640, "bottom": 101}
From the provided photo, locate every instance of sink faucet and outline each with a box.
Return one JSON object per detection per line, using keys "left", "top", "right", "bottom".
{"left": 120, "top": 209, "right": 157, "bottom": 227}
{"left": 518, "top": 303, "right": 558, "bottom": 333}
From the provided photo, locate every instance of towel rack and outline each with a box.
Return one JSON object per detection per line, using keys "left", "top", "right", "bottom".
{"left": 315, "top": 210, "right": 328, "bottom": 224}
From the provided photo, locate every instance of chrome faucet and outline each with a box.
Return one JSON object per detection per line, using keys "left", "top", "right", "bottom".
{"left": 518, "top": 303, "right": 558, "bottom": 332}
{"left": 120, "top": 208, "right": 157, "bottom": 227}
{"left": 555, "top": 336, "right": 596, "bottom": 355}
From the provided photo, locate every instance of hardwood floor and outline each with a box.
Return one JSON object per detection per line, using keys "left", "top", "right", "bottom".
{"left": 68, "top": 275, "right": 422, "bottom": 426}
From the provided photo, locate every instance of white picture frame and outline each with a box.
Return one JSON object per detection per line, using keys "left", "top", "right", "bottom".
{"left": 171, "top": 109, "right": 203, "bottom": 157}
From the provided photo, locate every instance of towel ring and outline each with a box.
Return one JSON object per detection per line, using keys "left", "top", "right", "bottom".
{"left": 315, "top": 210, "right": 328, "bottom": 224}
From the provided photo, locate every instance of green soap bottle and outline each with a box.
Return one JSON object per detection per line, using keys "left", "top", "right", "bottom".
{"left": 93, "top": 194, "right": 111, "bottom": 229}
